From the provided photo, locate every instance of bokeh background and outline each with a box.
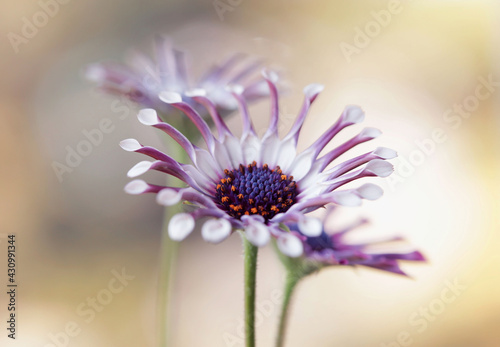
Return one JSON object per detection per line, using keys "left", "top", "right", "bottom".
{"left": 1, "top": 0, "right": 499, "bottom": 346}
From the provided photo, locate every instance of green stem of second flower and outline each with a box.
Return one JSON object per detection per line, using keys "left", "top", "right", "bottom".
{"left": 276, "top": 271, "right": 300, "bottom": 347}
{"left": 157, "top": 204, "right": 180, "bottom": 347}
{"left": 243, "top": 236, "right": 259, "bottom": 347}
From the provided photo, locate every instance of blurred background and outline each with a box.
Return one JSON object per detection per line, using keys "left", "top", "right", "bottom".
{"left": 1, "top": 0, "right": 499, "bottom": 346}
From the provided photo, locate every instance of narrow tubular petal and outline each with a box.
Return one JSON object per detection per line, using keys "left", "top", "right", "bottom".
{"left": 130, "top": 156, "right": 205, "bottom": 193}
{"left": 287, "top": 190, "right": 363, "bottom": 214}
{"left": 168, "top": 213, "right": 195, "bottom": 241}
{"left": 120, "top": 138, "right": 142, "bottom": 152}
{"left": 138, "top": 116, "right": 197, "bottom": 163}
{"left": 317, "top": 127, "right": 382, "bottom": 172}
{"left": 324, "top": 159, "right": 394, "bottom": 192}
{"left": 187, "top": 90, "right": 232, "bottom": 139}
{"left": 120, "top": 140, "right": 177, "bottom": 163}
{"left": 326, "top": 147, "right": 394, "bottom": 180}
{"left": 228, "top": 85, "right": 256, "bottom": 137}
{"left": 261, "top": 70, "right": 280, "bottom": 138}
{"left": 201, "top": 219, "right": 232, "bottom": 244}
{"left": 277, "top": 233, "right": 304, "bottom": 258}
{"left": 157, "top": 187, "right": 219, "bottom": 210}
{"left": 307, "top": 105, "right": 365, "bottom": 159}
{"left": 124, "top": 179, "right": 164, "bottom": 195}
{"left": 159, "top": 92, "right": 216, "bottom": 153}
{"left": 283, "top": 83, "right": 324, "bottom": 143}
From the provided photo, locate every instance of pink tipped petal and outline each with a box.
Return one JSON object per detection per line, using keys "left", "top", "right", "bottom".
{"left": 342, "top": 105, "right": 365, "bottom": 124}
{"left": 138, "top": 108, "right": 160, "bottom": 125}
{"left": 298, "top": 217, "right": 323, "bottom": 237}
{"left": 127, "top": 161, "right": 153, "bottom": 177}
{"left": 245, "top": 220, "right": 271, "bottom": 247}
{"left": 201, "top": 219, "right": 232, "bottom": 244}
{"left": 364, "top": 159, "right": 394, "bottom": 177}
{"left": 373, "top": 147, "right": 397, "bottom": 159}
{"left": 120, "top": 139, "right": 142, "bottom": 152}
{"left": 356, "top": 183, "right": 383, "bottom": 200}
{"left": 156, "top": 188, "right": 183, "bottom": 206}
{"left": 359, "top": 127, "right": 382, "bottom": 139}
{"left": 303, "top": 83, "right": 325, "bottom": 100}
{"left": 124, "top": 179, "right": 163, "bottom": 195}
{"left": 168, "top": 213, "right": 195, "bottom": 241}
{"left": 277, "top": 233, "right": 304, "bottom": 258}
{"left": 124, "top": 180, "right": 148, "bottom": 194}
{"left": 158, "top": 91, "right": 183, "bottom": 104}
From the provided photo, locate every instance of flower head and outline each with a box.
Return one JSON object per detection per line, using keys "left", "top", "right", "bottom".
{"left": 86, "top": 37, "right": 268, "bottom": 117}
{"left": 122, "top": 71, "right": 395, "bottom": 257}
{"left": 287, "top": 208, "right": 425, "bottom": 276}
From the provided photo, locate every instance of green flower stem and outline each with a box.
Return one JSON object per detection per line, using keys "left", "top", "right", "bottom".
{"left": 157, "top": 204, "right": 180, "bottom": 347}
{"left": 156, "top": 122, "right": 186, "bottom": 347}
{"left": 243, "top": 235, "right": 259, "bottom": 347}
{"left": 276, "top": 271, "right": 300, "bottom": 347}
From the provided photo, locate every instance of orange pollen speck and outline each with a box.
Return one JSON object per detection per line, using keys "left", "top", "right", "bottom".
{"left": 221, "top": 197, "right": 230, "bottom": 203}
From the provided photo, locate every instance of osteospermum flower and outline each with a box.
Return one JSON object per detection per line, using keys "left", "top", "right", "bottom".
{"left": 290, "top": 208, "right": 426, "bottom": 275}
{"left": 122, "top": 71, "right": 396, "bottom": 257}
{"left": 86, "top": 37, "right": 268, "bottom": 116}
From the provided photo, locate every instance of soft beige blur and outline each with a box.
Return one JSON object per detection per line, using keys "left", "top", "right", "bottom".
{"left": 1, "top": 0, "right": 499, "bottom": 346}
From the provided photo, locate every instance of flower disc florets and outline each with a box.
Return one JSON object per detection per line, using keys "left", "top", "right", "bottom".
{"left": 215, "top": 162, "right": 298, "bottom": 220}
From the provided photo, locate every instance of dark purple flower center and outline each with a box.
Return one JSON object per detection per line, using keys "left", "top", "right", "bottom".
{"left": 215, "top": 161, "right": 298, "bottom": 221}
